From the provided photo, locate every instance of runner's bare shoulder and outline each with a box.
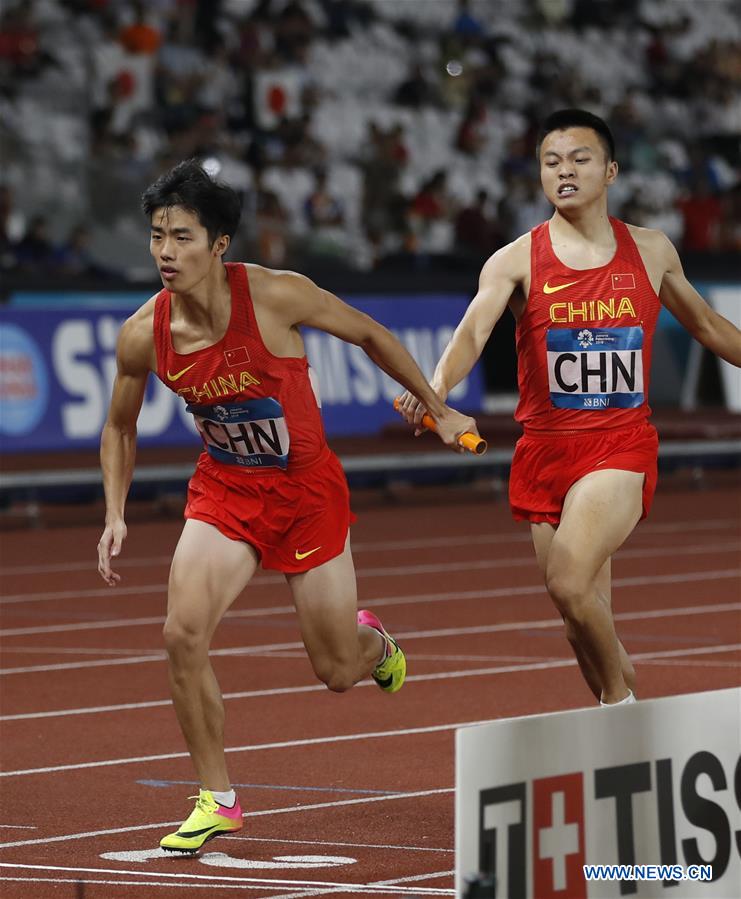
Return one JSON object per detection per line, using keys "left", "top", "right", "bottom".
{"left": 243, "top": 263, "right": 312, "bottom": 307}
{"left": 624, "top": 223, "right": 673, "bottom": 259}
{"left": 478, "top": 232, "right": 532, "bottom": 298}
{"left": 484, "top": 232, "right": 531, "bottom": 282}
{"left": 118, "top": 296, "right": 157, "bottom": 374}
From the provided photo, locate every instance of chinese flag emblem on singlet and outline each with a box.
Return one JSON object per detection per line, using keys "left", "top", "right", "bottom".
{"left": 611, "top": 273, "right": 636, "bottom": 290}
{"left": 224, "top": 346, "right": 250, "bottom": 366}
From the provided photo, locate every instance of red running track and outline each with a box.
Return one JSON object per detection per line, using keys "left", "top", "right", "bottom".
{"left": 0, "top": 485, "right": 739, "bottom": 898}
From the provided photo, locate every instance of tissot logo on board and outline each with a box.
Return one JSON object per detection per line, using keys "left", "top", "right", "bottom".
{"left": 477, "top": 751, "right": 740, "bottom": 897}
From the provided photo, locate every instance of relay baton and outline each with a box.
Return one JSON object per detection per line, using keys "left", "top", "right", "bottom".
{"left": 393, "top": 398, "right": 487, "bottom": 455}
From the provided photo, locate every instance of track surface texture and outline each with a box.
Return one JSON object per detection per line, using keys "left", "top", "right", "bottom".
{"left": 1, "top": 482, "right": 739, "bottom": 897}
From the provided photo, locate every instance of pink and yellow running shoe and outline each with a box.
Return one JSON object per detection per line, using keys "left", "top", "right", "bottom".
{"left": 358, "top": 609, "right": 406, "bottom": 693}
{"left": 160, "top": 790, "right": 243, "bottom": 854}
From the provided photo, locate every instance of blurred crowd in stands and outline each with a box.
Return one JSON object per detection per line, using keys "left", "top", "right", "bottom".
{"left": 0, "top": 0, "right": 739, "bottom": 282}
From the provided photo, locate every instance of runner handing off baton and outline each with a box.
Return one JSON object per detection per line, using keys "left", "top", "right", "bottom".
{"left": 96, "top": 159, "right": 481, "bottom": 854}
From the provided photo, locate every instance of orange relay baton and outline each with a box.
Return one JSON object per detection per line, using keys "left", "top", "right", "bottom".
{"left": 393, "top": 397, "right": 487, "bottom": 455}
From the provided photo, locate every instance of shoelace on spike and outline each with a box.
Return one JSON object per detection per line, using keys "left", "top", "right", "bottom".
{"left": 188, "top": 794, "right": 217, "bottom": 814}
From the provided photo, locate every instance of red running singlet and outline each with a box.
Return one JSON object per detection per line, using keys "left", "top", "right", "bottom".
{"left": 515, "top": 217, "right": 661, "bottom": 432}
{"left": 153, "top": 262, "right": 327, "bottom": 473}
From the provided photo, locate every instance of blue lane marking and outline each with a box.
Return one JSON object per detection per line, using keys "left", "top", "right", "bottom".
{"left": 136, "top": 779, "right": 400, "bottom": 796}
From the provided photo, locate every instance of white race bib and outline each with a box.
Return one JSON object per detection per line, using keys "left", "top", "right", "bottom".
{"left": 187, "top": 397, "right": 290, "bottom": 469}
{"left": 546, "top": 326, "right": 644, "bottom": 410}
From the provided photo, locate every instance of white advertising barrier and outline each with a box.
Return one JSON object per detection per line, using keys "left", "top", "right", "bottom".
{"left": 456, "top": 688, "right": 741, "bottom": 899}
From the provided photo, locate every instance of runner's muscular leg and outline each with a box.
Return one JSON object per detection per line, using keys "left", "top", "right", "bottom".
{"left": 543, "top": 469, "right": 643, "bottom": 704}
{"left": 531, "top": 525, "right": 635, "bottom": 700}
{"left": 287, "top": 536, "right": 384, "bottom": 692}
{"left": 164, "top": 519, "right": 259, "bottom": 791}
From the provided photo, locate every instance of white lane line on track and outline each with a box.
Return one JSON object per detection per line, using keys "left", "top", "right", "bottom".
{"left": 3, "top": 640, "right": 740, "bottom": 775}
{"left": 0, "top": 532, "right": 527, "bottom": 578}
{"left": 0, "top": 645, "right": 554, "bottom": 660}
{"left": 270, "top": 869, "right": 455, "bottom": 899}
{"left": 396, "top": 602, "right": 741, "bottom": 641}
{"left": 2, "top": 516, "right": 735, "bottom": 578}
{"left": 0, "top": 788, "right": 454, "bottom": 849}
{"left": 0, "top": 878, "right": 348, "bottom": 894}
{"left": 638, "top": 658, "right": 741, "bottom": 668}
{"left": 2, "top": 564, "right": 739, "bottom": 643}
{"left": 0, "top": 719, "right": 468, "bottom": 778}
{"left": 0, "top": 645, "right": 162, "bottom": 656}
{"left": 0, "top": 862, "right": 453, "bottom": 894}
{"left": 0, "top": 680, "right": 354, "bottom": 721}
{"left": 1, "top": 594, "right": 738, "bottom": 677}
{"left": 2, "top": 540, "right": 739, "bottom": 607}
{"left": 0, "top": 652, "right": 167, "bottom": 675}
{"left": 377, "top": 870, "right": 454, "bottom": 885}
{"left": 631, "top": 643, "right": 741, "bottom": 661}
{"left": 228, "top": 836, "right": 452, "bottom": 854}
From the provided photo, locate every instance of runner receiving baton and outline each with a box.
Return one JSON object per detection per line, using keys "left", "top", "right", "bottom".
{"left": 398, "top": 109, "right": 741, "bottom": 707}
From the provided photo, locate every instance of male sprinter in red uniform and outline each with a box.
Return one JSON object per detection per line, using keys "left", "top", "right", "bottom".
{"left": 97, "top": 159, "right": 478, "bottom": 852}
{"left": 400, "top": 109, "right": 741, "bottom": 707}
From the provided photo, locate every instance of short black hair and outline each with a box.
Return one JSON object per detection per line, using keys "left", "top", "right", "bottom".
{"left": 141, "top": 159, "right": 242, "bottom": 245}
{"left": 536, "top": 109, "right": 615, "bottom": 162}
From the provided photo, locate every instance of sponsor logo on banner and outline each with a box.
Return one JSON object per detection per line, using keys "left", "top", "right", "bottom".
{"left": 0, "top": 323, "right": 49, "bottom": 435}
{"left": 477, "top": 753, "right": 737, "bottom": 898}
{"left": 304, "top": 326, "right": 468, "bottom": 407}
{"left": 0, "top": 297, "right": 482, "bottom": 450}
{"left": 457, "top": 689, "right": 741, "bottom": 899}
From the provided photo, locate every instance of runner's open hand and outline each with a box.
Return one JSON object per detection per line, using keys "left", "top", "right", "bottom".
{"left": 97, "top": 519, "right": 127, "bottom": 586}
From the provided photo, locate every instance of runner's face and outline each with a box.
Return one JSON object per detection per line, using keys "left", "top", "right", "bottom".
{"left": 149, "top": 206, "right": 225, "bottom": 291}
{"left": 539, "top": 127, "right": 617, "bottom": 210}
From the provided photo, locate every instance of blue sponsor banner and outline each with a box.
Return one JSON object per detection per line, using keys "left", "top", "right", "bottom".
{"left": 0, "top": 296, "right": 482, "bottom": 452}
{"left": 9, "top": 292, "right": 148, "bottom": 309}
{"left": 304, "top": 296, "right": 479, "bottom": 436}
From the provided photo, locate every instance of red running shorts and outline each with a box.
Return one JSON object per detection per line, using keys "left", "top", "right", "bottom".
{"left": 509, "top": 421, "right": 659, "bottom": 525}
{"left": 185, "top": 446, "right": 356, "bottom": 573}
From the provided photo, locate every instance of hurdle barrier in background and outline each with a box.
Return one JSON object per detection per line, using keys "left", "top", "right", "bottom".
{"left": 456, "top": 687, "right": 741, "bottom": 898}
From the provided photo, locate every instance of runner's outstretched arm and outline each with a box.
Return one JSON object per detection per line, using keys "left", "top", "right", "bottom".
{"left": 264, "top": 270, "right": 480, "bottom": 451}
{"left": 657, "top": 233, "right": 741, "bottom": 366}
{"left": 398, "top": 236, "right": 528, "bottom": 430}
{"left": 98, "top": 310, "right": 153, "bottom": 585}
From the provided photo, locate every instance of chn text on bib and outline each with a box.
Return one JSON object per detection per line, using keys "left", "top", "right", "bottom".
{"left": 546, "top": 326, "right": 644, "bottom": 410}
{"left": 186, "top": 397, "right": 290, "bottom": 469}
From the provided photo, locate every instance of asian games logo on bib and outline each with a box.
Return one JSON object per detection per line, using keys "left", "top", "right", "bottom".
{"left": 577, "top": 329, "right": 594, "bottom": 349}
